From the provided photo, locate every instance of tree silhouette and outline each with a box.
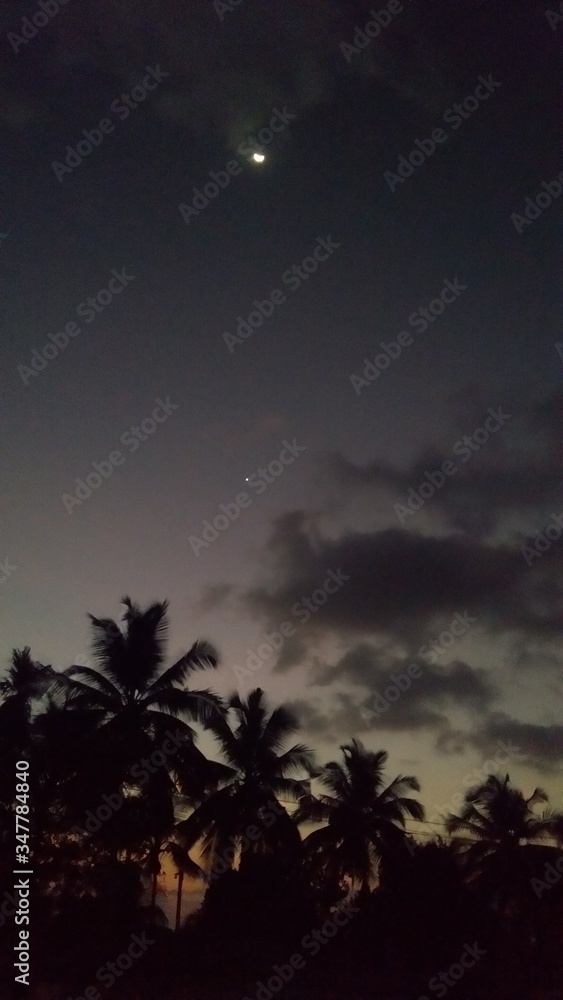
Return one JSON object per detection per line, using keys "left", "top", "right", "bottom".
{"left": 52, "top": 597, "right": 220, "bottom": 736}
{"left": 176, "top": 687, "right": 315, "bottom": 879}
{"left": 295, "top": 739, "right": 424, "bottom": 897}
{"left": 0, "top": 647, "right": 53, "bottom": 760}
{"left": 43, "top": 598, "right": 223, "bottom": 921}
{"left": 446, "top": 773, "right": 563, "bottom": 915}
{"left": 48, "top": 597, "right": 222, "bottom": 804}
{"left": 446, "top": 774, "right": 563, "bottom": 996}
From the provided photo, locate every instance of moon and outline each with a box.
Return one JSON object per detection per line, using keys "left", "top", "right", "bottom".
{"left": 252, "top": 153, "right": 265, "bottom": 163}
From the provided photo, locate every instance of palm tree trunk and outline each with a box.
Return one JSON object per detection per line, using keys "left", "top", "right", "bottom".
{"left": 150, "top": 838, "right": 161, "bottom": 913}
{"left": 175, "top": 869, "right": 184, "bottom": 931}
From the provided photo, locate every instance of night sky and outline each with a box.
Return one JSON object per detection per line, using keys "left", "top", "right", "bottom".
{"left": 1, "top": 0, "right": 562, "bottom": 836}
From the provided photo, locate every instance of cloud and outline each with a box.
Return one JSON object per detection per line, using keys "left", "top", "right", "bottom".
{"left": 468, "top": 713, "right": 563, "bottom": 774}
{"left": 312, "top": 645, "right": 496, "bottom": 709}
{"left": 1, "top": 0, "right": 342, "bottom": 137}
{"left": 237, "top": 511, "right": 563, "bottom": 646}
{"left": 326, "top": 391, "right": 561, "bottom": 540}
{"left": 426, "top": 710, "right": 563, "bottom": 774}
{"left": 196, "top": 583, "right": 235, "bottom": 615}
{"left": 328, "top": 450, "right": 561, "bottom": 540}
{"left": 2, "top": 0, "right": 494, "bottom": 144}
{"left": 289, "top": 689, "right": 563, "bottom": 777}
{"left": 305, "top": 644, "right": 498, "bottom": 733}
{"left": 195, "top": 388, "right": 562, "bottom": 760}
{"left": 288, "top": 688, "right": 447, "bottom": 744}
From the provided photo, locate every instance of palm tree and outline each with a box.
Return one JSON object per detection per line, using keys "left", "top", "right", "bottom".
{"left": 0, "top": 648, "right": 54, "bottom": 819}
{"left": 0, "top": 647, "right": 54, "bottom": 748}
{"left": 164, "top": 835, "right": 206, "bottom": 930}
{"left": 294, "top": 739, "right": 424, "bottom": 898}
{"left": 52, "top": 597, "right": 221, "bottom": 737}
{"left": 0, "top": 646, "right": 53, "bottom": 700}
{"left": 175, "top": 688, "right": 316, "bottom": 879}
{"left": 445, "top": 773, "right": 562, "bottom": 914}
{"left": 446, "top": 774, "right": 563, "bottom": 998}
{"left": 48, "top": 598, "right": 223, "bottom": 902}
{"left": 50, "top": 597, "right": 222, "bottom": 785}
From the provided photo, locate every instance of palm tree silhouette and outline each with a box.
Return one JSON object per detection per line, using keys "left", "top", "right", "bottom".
{"left": 0, "top": 647, "right": 53, "bottom": 753}
{"left": 0, "top": 648, "right": 54, "bottom": 831}
{"left": 53, "top": 597, "right": 220, "bottom": 733}
{"left": 165, "top": 833, "right": 206, "bottom": 930}
{"left": 445, "top": 773, "right": 562, "bottom": 914}
{"left": 48, "top": 598, "right": 222, "bottom": 912}
{"left": 0, "top": 646, "right": 53, "bottom": 701}
{"left": 175, "top": 687, "right": 315, "bottom": 879}
{"left": 294, "top": 739, "right": 424, "bottom": 898}
{"left": 50, "top": 597, "right": 222, "bottom": 789}
{"left": 446, "top": 774, "right": 563, "bottom": 998}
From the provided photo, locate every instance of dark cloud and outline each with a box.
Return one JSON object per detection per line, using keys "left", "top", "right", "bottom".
{"left": 307, "top": 645, "right": 498, "bottom": 734}
{"left": 288, "top": 688, "right": 447, "bottom": 744}
{"left": 469, "top": 713, "right": 563, "bottom": 774}
{"left": 273, "top": 634, "right": 309, "bottom": 673}
{"left": 3, "top": 0, "right": 442, "bottom": 140}
{"left": 0, "top": 0, "right": 339, "bottom": 138}
{"left": 195, "top": 392, "right": 562, "bottom": 756}
{"left": 289, "top": 645, "right": 562, "bottom": 775}
{"left": 312, "top": 646, "right": 496, "bottom": 710}
{"left": 419, "top": 659, "right": 497, "bottom": 711}
{"left": 4, "top": 0, "right": 541, "bottom": 152}
{"left": 197, "top": 584, "right": 235, "bottom": 615}
{"left": 434, "top": 728, "right": 472, "bottom": 756}
{"left": 236, "top": 511, "right": 562, "bottom": 645}
{"left": 326, "top": 391, "right": 561, "bottom": 539}
{"left": 426, "top": 712, "right": 563, "bottom": 775}
{"left": 292, "top": 692, "right": 563, "bottom": 774}
{"left": 310, "top": 641, "right": 396, "bottom": 689}
{"left": 286, "top": 697, "right": 343, "bottom": 739}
